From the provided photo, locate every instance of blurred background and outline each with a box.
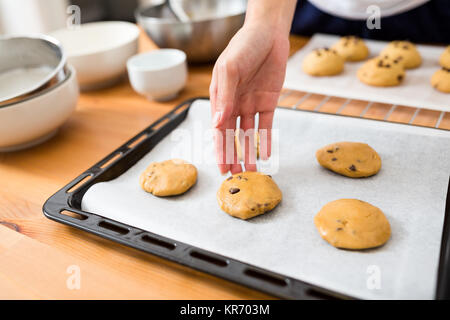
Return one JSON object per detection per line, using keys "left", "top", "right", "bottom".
{"left": 0, "top": 0, "right": 157, "bottom": 35}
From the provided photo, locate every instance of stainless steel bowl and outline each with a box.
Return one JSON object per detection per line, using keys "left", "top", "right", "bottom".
{"left": 136, "top": 0, "right": 247, "bottom": 63}
{"left": 0, "top": 35, "right": 68, "bottom": 106}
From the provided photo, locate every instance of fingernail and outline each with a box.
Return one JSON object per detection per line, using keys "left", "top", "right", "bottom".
{"left": 212, "top": 112, "right": 222, "bottom": 127}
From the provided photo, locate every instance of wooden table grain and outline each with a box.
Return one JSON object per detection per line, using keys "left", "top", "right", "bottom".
{"left": 0, "top": 31, "right": 448, "bottom": 300}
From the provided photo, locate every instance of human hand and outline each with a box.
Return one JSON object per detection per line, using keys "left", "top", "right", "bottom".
{"left": 209, "top": 23, "right": 290, "bottom": 174}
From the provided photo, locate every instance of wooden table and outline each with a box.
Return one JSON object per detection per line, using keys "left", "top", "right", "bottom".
{"left": 1, "top": 31, "right": 448, "bottom": 300}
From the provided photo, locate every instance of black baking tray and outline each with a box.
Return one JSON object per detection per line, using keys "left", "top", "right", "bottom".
{"left": 43, "top": 97, "right": 450, "bottom": 300}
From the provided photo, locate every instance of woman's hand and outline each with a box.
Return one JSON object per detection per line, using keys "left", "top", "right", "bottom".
{"left": 209, "top": 0, "right": 296, "bottom": 174}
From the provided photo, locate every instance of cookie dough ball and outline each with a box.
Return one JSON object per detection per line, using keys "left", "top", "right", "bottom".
{"left": 302, "top": 48, "right": 344, "bottom": 76}
{"left": 357, "top": 56, "right": 405, "bottom": 87}
{"left": 316, "top": 142, "right": 381, "bottom": 178}
{"left": 331, "top": 36, "right": 369, "bottom": 62}
{"left": 431, "top": 67, "right": 450, "bottom": 93}
{"left": 217, "top": 172, "right": 282, "bottom": 220}
{"left": 379, "top": 40, "right": 422, "bottom": 69}
{"left": 314, "top": 199, "right": 391, "bottom": 250}
{"left": 439, "top": 46, "right": 450, "bottom": 69}
{"left": 139, "top": 159, "right": 197, "bottom": 196}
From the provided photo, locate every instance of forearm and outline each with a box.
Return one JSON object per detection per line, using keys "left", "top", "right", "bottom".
{"left": 244, "top": 0, "right": 297, "bottom": 35}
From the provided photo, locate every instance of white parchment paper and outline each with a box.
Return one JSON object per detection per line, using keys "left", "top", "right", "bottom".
{"left": 82, "top": 99, "right": 450, "bottom": 299}
{"left": 284, "top": 34, "right": 450, "bottom": 112}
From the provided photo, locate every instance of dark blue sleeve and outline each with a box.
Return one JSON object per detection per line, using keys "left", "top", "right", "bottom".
{"left": 291, "top": 0, "right": 450, "bottom": 43}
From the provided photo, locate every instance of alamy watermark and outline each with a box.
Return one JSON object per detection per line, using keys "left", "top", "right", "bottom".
{"left": 66, "top": 5, "right": 81, "bottom": 29}
{"left": 366, "top": 5, "right": 381, "bottom": 30}
{"left": 366, "top": 265, "right": 381, "bottom": 290}
{"left": 169, "top": 122, "right": 280, "bottom": 174}
{"left": 66, "top": 264, "right": 81, "bottom": 290}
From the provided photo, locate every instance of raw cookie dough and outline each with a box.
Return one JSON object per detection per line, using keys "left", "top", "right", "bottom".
{"left": 431, "top": 67, "right": 450, "bottom": 93}
{"left": 217, "top": 171, "right": 282, "bottom": 220}
{"left": 235, "top": 130, "right": 259, "bottom": 161}
{"left": 331, "top": 36, "right": 369, "bottom": 62}
{"left": 139, "top": 159, "right": 197, "bottom": 196}
{"left": 357, "top": 56, "right": 405, "bottom": 87}
{"left": 316, "top": 142, "right": 381, "bottom": 178}
{"left": 314, "top": 199, "right": 391, "bottom": 250}
{"left": 439, "top": 46, "right": 450, "bottom": 69}
{"left": 379, "top": 40, "right": 422, "bottom": 69}
{"left": 302, "top": 47, "right": 344, "bottom": 76}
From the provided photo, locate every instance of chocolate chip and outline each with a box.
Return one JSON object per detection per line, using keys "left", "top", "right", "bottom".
{"left": 403, "top": 45, "right": 409, "bottom": 49}
{"left": 385, "top": 64, "right": 391, "bottom": 68}
{"left": 349, "top": 165, "right": 357, "bottom": 171}
{"left": 398, "top": 75, "right": 403, "bottom": 81}
{"left": 237, "top": 175, "right": 242, "bottom": 180}
{"left": 229, "top": 188, "right": 240, "bottom": 194}
{"left": 226, "top": 176, "right": 232, "bottom": 181}
{"left": 267, "top": 175, "right": 272, "bottom": 178}
{"left": 257, "top": 204, "right": 262, "bottom": 208}
{"left": 264, "top": 203, "right": 270, "bottom": 206}
{"left": 378, "top": 60, "right": 383, "bottom": 67}
{"left": 336, "top": 228, "right": 343, "bottom": 231}
{"left": 327, "top": 149, "right": 334, "bottom": 153}
{"left": 331, "top": 158, "right": 337, "bottom": 161}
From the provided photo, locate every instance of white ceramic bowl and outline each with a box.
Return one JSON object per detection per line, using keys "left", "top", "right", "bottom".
{"left": 49, "top": 21, "right": 139, "bottom": 90}
{"left": 127, "top": 49, "right": 187, "bottom": 101}
{"left": 0, "top": 65, "right": 79, "bottom": 152}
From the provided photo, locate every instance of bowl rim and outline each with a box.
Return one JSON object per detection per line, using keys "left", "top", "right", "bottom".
{"left": 49, "top": 21, "right": 140, "bottom": 58}
{"left": 0, "top": 65, "right": 76, "bottom": 111}
{"left": 127, "top": 49, "right": 187, "bottom": 72}
{"left": 135, "top": 2, "right": 246, "bottom": 25}
{"left": 0, "top": 34, "right": 67, "bottom": 104}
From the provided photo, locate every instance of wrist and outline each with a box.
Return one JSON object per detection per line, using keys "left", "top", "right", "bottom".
{"left": 244, "top": 0, "right": 297, "bottom": 36}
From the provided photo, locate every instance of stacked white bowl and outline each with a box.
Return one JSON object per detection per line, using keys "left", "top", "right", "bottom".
{"left": 49, "top": 21, "right": 140, "bottom": 91}
{"left": 0, "top": 35, "right": 79, "bottom": 152}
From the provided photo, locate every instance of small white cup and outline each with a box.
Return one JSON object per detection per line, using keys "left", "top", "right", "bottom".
{"left": 127, "top": 49, "right": 187, "bottom": 101}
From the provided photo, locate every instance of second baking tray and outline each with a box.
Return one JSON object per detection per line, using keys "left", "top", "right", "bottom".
{"left": 43, "top": 97, "right": 450, "bottom": 299}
